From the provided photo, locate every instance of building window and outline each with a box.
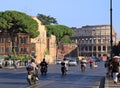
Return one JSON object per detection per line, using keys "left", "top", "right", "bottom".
{"left": 24, "top": 48, "right": 28, "bottom": 52}
{"left": 98, "top": 39, "right": 101, "bottom": 43}
{"left": 6, "top": 47, "right": 11, "bottom": 53}
{"left": 98, "top": 46, "right": 101, "bottom": 51}
{"left": 21, "top": 48, "right": 24, "bottom": 52}
{"left": 81, "top": 47, "right": 84, "bottom": 51}
{"left": 89, "top": 46, "right": 92, "bottom": 51}
{"left": 93, "top": 46, "right": 96, "bottom": 51}
{"left": 85, "top": 46, "right": 88, "bottom": 51}
{"left": 103, "top": 46, "right": 106, "bottom": 51}
{"left": 0, "top": 46, "right": 5, "bottom": 53}
{"left": 0, "top": 38, "right": 4, "bottom": 43}
{"left": 98, "top": 54, "right": 101, "bottom": 57}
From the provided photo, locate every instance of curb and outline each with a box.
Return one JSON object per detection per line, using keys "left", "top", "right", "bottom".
{"left": 2, "top": 66, "right": 25, "bottom": 69}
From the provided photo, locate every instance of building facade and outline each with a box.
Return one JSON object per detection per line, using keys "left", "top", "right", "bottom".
{"left": 31, "top": 17, "right": 57, "bottom": 64}
{"left": 31, "top": 16, "right": 47, "bottom": 63}
{"left": 0, "top": 16, "right": 57, "bottom": 64}
{"left": 46, "top": 35, "right": 56, "bottom": 64}
{"left": 71, "top": 25, "right": 119, "bottom": 58}
{"left": 0, "top": 32, "right": 31, "bottom": 56}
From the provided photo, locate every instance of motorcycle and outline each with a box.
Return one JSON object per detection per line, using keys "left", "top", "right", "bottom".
{"left": 81, "top": 64, "right": 86, "bottom": 72}
{"left": 61, "top": 65, "right": 67, "bottom": 75}
{"left": 26, "top": 66, "right": 38, "bottom": 85}
{"left": 80, "top": 60, "right": 87, "bottom": 72}
{"left": 61, "top": 61, "right": 67, "bottom": 75}
{"left": 90, "top": 63, "right": 93, "bottom": 69}
{"left": 40, "top": 66, "right": 47, "bottom": 75}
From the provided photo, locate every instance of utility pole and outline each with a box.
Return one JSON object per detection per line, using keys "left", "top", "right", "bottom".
{"left": 110, "top": 0, "right": 113, "bottom": 59}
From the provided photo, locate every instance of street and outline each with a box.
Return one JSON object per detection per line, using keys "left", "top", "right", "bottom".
{"left": 0, "top": 61, "right": 107, "bottom": 88}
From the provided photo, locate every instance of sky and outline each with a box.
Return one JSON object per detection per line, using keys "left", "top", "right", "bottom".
{"left": 0, "top": 0, "right": 120, "bottom": 39}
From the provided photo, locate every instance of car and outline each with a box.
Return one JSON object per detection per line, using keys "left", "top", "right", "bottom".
{"left": 56, "top": 59, "right": 62, "bottom": 64}
{"left": 63, "top": 57, "right": 71, "bottom": 64}
{"left": 68, "top": 59, "right": 77, "bottom": 66}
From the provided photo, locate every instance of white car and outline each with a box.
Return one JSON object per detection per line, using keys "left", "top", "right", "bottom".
{"left": 56, "top": 59, "right": 62, "bottom": 64}
{"left": 68, "top": 59, "right": 77, "bottom": 66}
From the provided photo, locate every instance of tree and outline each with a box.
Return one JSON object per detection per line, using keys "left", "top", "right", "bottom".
{"left": 0, "top": 10, "right": 39, "bottom": 55}
{"left": 46, "top": 24, "right": 75, "bottom": 59}
{"left": 36, "top": 14, "right": 75, "bottom": 44}
{"left": 37, "top": 14, "right": 58, "bottom": 25}
{"left": 36, "top": 14, "right": 75, "bottom": 58}
{"left": 112, "top": 41, "right": 120, "bottom": 56}
{"left": 46, "top": 24, "right": 75, "bottom": 45}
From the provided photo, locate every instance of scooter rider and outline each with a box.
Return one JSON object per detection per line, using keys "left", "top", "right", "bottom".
{"left": 40, "top": 58, "right": 48, "bottom": 75}
{"left": 61, "top": 59, "right": 68, "bottom": 75}
{"left": 26, "top": 58, "right": 39, "bottom": 85}
{"left": 27, "top": 59, "right": 39, "bottom": 80}
{"left": 40, "top": 58, "right": 48, "bottom": 68}
{"left": 89, "top": 58, "right": 94, "bottom": 69}
{"left": 81, "top": 58, "right": 87, "bottom": 72}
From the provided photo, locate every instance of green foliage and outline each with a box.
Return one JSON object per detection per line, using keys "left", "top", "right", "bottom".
{"left": 0, "top": 10, "right": 40, "bottom": 55}
{"left": 46, "top": 24, "right": 75, "bottom": 44}
{"left": 112, "top": 41, "right": 120, "bottom": 56}
{"left": 4, "top": 55, "right": 30, "bottom": 60}
{"left": 15, "top": 55, "right": 30, "bottom": 60}
{"left": 37, "top": 14, "right": 58, "bottom": 25}
{"left": 45, "top": 49, "right": 50, "bottom": 55}
{"left": 61, "top": 36, "right": 73, "bottom": 44}
{"left": 36, "top": 14, "right": 75, "bottom": 44}
{"left": 0, "top": 10, "right": 39, "bottom": 38}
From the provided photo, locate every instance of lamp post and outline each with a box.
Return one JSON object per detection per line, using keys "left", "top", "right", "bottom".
{"left": 110, "top": 0, "right": 113, "bottom": 59}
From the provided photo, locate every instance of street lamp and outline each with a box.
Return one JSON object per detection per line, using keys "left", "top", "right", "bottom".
{"left": 110, "top": 0, "right": 113, "bottom": 59}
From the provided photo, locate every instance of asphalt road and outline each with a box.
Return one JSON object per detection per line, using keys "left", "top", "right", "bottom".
{"left": 0, "top": 61, "right": 107, "bottom": 88}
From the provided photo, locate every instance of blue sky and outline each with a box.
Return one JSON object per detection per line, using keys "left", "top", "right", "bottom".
{"left": 0, "top": 0, "right": 120, "bottom": 39}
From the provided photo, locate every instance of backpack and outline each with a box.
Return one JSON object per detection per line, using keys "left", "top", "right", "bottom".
{"left": 26, "top": 65, "right": 33, "bottom": 71}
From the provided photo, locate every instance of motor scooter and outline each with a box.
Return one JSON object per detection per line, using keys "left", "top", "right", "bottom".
{"left": 40, "top": 66, "right": 47, "bottom": 75}
{"left": 61, "top": 65, "right": 67, "bottom": 75}
{"left": 26, "top": 66, "right": 38, "bottom": 85}
{"left": 61, "top": 61, "right": 67, "bottom": 75}
{"left": 90, "top": 63, "right": 93, "bottom": 69}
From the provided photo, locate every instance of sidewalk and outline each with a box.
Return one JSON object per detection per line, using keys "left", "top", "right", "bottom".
{"left": 2, "top": 66, "right": 25, "bottom": 69}
{"left": 104, "top": 77, "right": 120, "bottom": 88}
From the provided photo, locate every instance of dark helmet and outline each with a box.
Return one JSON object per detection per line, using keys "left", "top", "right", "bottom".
{"left": 43, "top": 58, "right": 45, "bottom": 61}
{"left": 31, "top": 59, "right": 35, "bottom": 62}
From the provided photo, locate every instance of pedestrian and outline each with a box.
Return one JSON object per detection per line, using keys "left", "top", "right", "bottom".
{"left": 111, "top": 56, "right": 119, "bottom": 84}
{"left": 117, "top": 64, "right": 120, "bottom": 82}
{"left": 13, "top": 60, "right": 17, "bottom": 69}
{"left": 105, "top": 59, "right": 113, "bottom": 78}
